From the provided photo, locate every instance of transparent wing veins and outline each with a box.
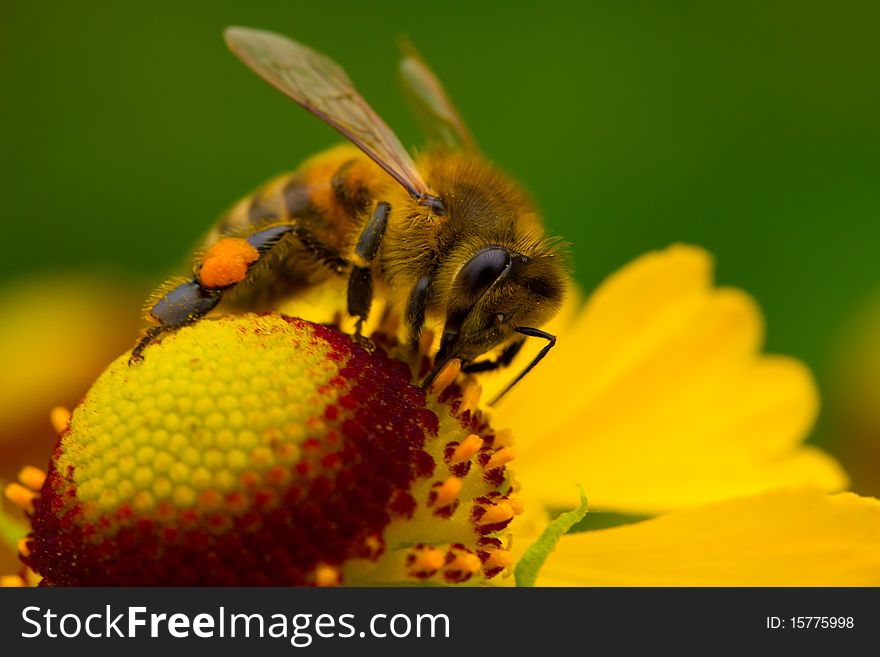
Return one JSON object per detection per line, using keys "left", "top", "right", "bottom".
{"left": 398, "top": 37, "right": 477, "bottom": 151}
{"left": 225, "top": 26, "right": 431, "bottom": 200}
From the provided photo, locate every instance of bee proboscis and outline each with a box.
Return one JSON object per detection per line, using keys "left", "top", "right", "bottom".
{"left": 132, "top": 27, "right": 568, "bottom": 404}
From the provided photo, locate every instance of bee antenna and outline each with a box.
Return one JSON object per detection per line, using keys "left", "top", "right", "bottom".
{"left": 487, "top": 327, "right": 557, "bottom": 407}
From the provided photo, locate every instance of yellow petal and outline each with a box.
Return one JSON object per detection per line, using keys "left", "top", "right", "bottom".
{"left": 494, "top": 245, "right": 846, "bottom": 513}
{"left": 537, "top": 488, "right": 880, "bottom": 586}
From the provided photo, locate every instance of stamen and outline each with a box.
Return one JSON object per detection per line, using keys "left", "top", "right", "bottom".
{"left": 477, "top": 502, "right": 515, "bottom": 525}
{"left": 0, "top": 575, "right": 26, "bottom": 588}
{"left": 50, "top": 406, "right": 71, "bottom": 434}
{"left": 361, "top": 535, "right": 384, "bottom": 560}
{"left": 444, "top": 553, "right": 481, "bottom": 577}
{"left": 507, "top": 497, "right": 525, "bottom": 515}
{"left": 408, "top": 546, "right": 445, "bottom": 577}
{"left": 449, "top": 434, "right": 484, "bottom": 464}
{"left": 429, "top": 359, "right": 461, "bottom": 397}
{"left": 484, "top": 446, "right": 516, "bottom": 471}
{"left": 458, "top": 379, "right": 482, "bottom": 416}
{"left": 483, "top": 549, "right": 514, "bottom": 571}
{"left": 314, "top": 564, "right": 341, "bottom": 587}
{"left": 4, "top": 482, "right": 37, "bottom": 512}
{"left": 433, "top": 477, "right": 462, "bottom": 508}
{"left": 18, "top": 466, "right": 47, "bottom": 492}
{"left": 23, "top": 568, "right": 41, "bottom": 586}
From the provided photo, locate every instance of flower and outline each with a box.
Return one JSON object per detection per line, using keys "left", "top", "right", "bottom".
{"left": 3, "top": 245, "right": 879, "bottom": 585}
{"left": 9, "top": 315, "right": 520, "bottom": 585}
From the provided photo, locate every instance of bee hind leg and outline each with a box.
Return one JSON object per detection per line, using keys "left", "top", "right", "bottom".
{"left": 130, "top": 223, "right": 310, "bottom": 365}
{"left": 347, "top": 201, "right": 391, "bottom": 340}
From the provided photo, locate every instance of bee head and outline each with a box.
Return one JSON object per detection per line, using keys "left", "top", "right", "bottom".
{"left": 435, "top": 245, "right": 567, "bottom": 365}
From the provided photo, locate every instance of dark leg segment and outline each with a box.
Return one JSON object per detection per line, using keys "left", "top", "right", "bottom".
{"left": 354, "top": 202, "right": 391, "bottom": 261}
{"left": 246, "top": 223, "right": 348, "bottom": 272}
{"left": 246, "top": 224, "right": 298, "bottom": 254}
{"left": 347, "top": 202, "right": 390, "bottom": 334}
{"left": 405, "top": 274, "right": 432, "bottom": 352}
{"left": 130, "top": 280, "right": 223, "bottom": 363}
{"left": 347, "top": 266, "right": 373, "bottom": 332}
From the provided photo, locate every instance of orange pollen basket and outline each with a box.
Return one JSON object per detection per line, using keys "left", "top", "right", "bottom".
{"left": 198, "top": 237, "right": 260, "bottom": 288}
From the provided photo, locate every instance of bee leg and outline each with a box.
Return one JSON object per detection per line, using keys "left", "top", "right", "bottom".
{"left": 347, "top": 201, "right": 391, "bottom": 337}
{"left": 131, "top": 223, "right": 310, "bottom": 365}
{"left": 404, "top": 275, "right": 432, "bottom": 355}
{"left": 460, "top": 338, "right": 526, "bottom": 374}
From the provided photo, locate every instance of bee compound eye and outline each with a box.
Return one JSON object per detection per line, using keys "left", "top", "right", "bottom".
{"left": 495, "top": 313, "right": 506, "bottom": 325}
{"left": 459, "top": 247, "right": 512, "bottom": 296}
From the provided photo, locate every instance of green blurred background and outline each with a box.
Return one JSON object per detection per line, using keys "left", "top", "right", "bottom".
{"left": 1, "top": 1, "right": 878, "bottom": 485}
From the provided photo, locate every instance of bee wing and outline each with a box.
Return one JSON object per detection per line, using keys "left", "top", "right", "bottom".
{"left": 225, "top": 26, "right": 431, "bottom": 200}
{"left": 398, "top": 38, "right": 477, "bottom": 152}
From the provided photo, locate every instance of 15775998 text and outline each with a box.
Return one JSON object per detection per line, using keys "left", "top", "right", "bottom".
{"left": 766, "top": 616, "right": 854, "bottom": 630}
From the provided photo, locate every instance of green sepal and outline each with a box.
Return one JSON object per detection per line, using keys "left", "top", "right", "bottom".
{"left": 514, "top": 486, "right": 588, "bottom": 587}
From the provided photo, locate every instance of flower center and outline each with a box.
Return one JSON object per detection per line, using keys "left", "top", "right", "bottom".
{"left": 24, "top": 314, "right": 520, "bottom": 585}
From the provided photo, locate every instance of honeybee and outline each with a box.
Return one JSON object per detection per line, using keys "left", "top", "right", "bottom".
{"left": 132, "top": 27, "right": 568, "bottom": 404}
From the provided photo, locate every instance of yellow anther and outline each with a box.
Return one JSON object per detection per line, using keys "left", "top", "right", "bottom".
{"left": 450, "top": 434, "right": 484, "bottom": 464}
{"left": 411, "top": 548, "right": 445, "bottom": 574}
{"left": 479, "top": 502, "right": 515, "bottom": 525}
{"left": 314, "top": 564, "right": 341, "bottom": 587}
{"left": 4, "top": 482, "right": 37, "bottom": 511}
{"left": 17, "top": 538, "right": 30, "bottom": 558}
{"left": 445, "top": 552, "right": 481, "bottom": 575}
{"left": 434, "top": 477, "right": 462, "bottom": 508}
{"left": 484, "top": 446, "right": 516, "bottom": 471}
{"left": 50, "top": 406, "right": 72, "bottom": 434}
{"left": 507, "top": 496, "right": 525, "bottom": 515}
{"left": 483, "top": 549, "right": 514, "bottom": 571}
{"left": 18, "top": 466, "right": 46, "bottom": 492}
{"left": 428, "top": 359, "right": 461, "bottom": 397}
{"left": 23, "top": 568, "right": 41, "bottom": 587}
{"left": 0, "top": 575, "right": 26, "bottom": 588}
{"left": 363, "top": 535, "right": 383, "bottom": 558}
{"left": 459, "top": 379, "right": 482, "bottom": 416}
{"left": 493, "top": 428, "right": 514, "bottom": 448}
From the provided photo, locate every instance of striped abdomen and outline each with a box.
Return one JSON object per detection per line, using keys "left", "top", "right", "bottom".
{"left": 204, "top": 145, "right": 392, "bottom": 308}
